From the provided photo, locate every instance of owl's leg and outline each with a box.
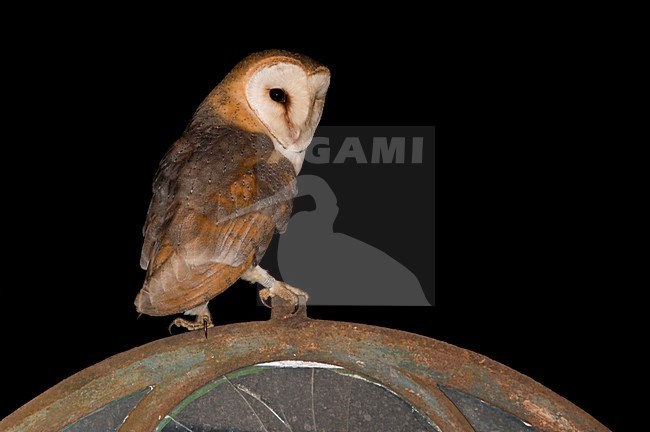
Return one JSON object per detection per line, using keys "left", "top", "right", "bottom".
{"left": 169, "top": 302, "right": 214, "bottom": 338}
{"left": 241, "top": 265, "right": 308, "bottom": 310}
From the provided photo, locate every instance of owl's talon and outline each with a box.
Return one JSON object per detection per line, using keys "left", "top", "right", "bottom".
{"left": 259, "top": 288, "right": 272, "bottom": 308}
{"left": 203, "top": 317, "right": 209, "bottom": 339}
{"left": 259, "top": 282, "right": 308, "bottom": 314}
{"left": 168, "top": 314, "right": 214, "bottom": 336}
{"left": 168, "top": 318, "right": 184, "bottom": 334}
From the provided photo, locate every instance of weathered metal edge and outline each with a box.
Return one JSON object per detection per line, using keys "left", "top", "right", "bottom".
{"left": 1, "top": 310, "right": 608, "bottom": 432}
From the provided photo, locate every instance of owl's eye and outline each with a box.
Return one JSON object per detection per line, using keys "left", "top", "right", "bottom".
{"left": 269, "top": 88, "right": 287, "bottom": 104}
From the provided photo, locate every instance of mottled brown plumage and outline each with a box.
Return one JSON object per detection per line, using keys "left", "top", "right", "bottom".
{"left": 136, "top": 126, "right": 295, "bottom": 315}
{"left": 134, "top": 51, "right": 330, "bottom": 331}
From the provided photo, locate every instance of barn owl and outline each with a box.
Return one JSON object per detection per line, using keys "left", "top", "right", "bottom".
{"left": 135, "top": 50, "right": 330, "bottom": 335}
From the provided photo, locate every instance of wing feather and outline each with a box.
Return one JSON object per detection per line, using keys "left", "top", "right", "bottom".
{"left": 135, "top": 127, "right": 296, "bottom": 315}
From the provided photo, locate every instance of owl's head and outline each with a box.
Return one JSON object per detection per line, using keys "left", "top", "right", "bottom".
{"left": 203, "top": 50, "right": 330, "bottom": 172}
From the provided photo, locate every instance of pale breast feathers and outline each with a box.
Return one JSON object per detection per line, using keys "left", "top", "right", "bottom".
{"left": 137, "top": 125, "right": 296, "bottom": 314}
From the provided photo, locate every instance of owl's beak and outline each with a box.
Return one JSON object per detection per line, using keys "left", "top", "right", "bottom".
{"left": 291, "top": 127, "right": 301, "bottom": 142}
{"left": 282, "top": 123, "right": 301, "bottom": 148}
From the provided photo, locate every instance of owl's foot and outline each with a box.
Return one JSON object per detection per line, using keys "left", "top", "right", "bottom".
{"left": 259, "top": 281, "right": 309, "bottom": 312}
{"left": 242, "top": 266, "right": 308, "bottom": 313}
{"left": 168, "top": 309, "right": 214, "bottom": 338}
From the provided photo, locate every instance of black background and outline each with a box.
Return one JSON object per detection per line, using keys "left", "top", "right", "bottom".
{"left": 1, "top": 27, "right": 627, "bottom": 431}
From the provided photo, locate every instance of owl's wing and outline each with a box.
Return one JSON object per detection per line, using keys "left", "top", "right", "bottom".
{"left": 136, "top": 127, "right": 296, "bottom": 315}
{"left": 139, "top": 137, "right": 193, "bottom": 271}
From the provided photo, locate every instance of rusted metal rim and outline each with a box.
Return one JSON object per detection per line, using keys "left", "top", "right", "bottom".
{"left": 1, "top": 304, "right": 607, "bottom": 431}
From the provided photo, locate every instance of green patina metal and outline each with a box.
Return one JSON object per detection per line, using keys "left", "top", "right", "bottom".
{"left": 153, "top": 366, "right": 266, "bottom": 431}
